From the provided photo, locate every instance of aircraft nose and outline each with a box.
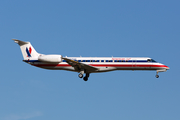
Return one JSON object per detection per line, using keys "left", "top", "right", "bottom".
{"left": 165, "top": 65, "right": 170, "bottom": 70}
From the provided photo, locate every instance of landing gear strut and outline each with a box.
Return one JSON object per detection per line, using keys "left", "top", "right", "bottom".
{"left": 155, "top": 69, "right": 167, "bottom": 78}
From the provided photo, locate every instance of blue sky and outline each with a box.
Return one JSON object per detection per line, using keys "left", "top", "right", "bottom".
{"left": 1, "top": 0, "right": 180, "bottom": 120}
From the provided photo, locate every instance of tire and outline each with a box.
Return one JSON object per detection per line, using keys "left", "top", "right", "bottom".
{"left": 78, "top": 74, "right": 83, "bottom": 78}
{"left": 83, "top": 77, "right": 88, "bottom": 81}
{"left": 156, "top": 75, "right": 159, "bottom": 78}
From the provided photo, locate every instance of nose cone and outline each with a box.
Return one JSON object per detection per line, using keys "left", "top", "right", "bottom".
{"left": 165, "top": 65, "right": 170, "bottom": 70}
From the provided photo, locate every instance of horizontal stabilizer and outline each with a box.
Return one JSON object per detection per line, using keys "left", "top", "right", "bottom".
{"left": 12, "top": 39, "right": 29, "bottom": 46}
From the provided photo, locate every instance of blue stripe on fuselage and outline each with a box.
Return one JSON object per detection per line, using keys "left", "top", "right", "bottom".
{"left": 25, "top": 60, "right": 155, "bottom": 63}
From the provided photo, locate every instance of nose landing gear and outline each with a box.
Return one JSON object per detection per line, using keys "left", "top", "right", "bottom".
{"left": 156, "top": 71, "right": 159, "bottom": 78}
{"left": 155, "top": 69, "right": 167, "bottom": 78}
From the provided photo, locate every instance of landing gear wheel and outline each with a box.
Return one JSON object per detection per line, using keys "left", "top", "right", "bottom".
{"left": 156, "top": 75, "right": 159, "bottom": 78}
{"left": 83, "top": 77, "right": 88, "bottom": 81}
{"left": 78, "top": 73, "right": 83, "bottom": 78}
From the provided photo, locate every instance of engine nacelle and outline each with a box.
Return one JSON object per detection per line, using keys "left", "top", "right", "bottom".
{"left": 38, "top": 55, "right": 62, "bottom": 63}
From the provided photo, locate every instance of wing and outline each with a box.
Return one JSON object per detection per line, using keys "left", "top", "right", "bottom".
{"left": 62, "top": 57, "right": 98, "bottom": 72}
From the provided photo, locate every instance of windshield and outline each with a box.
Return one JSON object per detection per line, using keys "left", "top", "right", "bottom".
{"left": 151, "top": 59, "right": 157, "bottom": 62}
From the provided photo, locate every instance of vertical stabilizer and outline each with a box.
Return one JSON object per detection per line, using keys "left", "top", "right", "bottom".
{"left": 13, "top": 39, "right": 39, "bottom": 60}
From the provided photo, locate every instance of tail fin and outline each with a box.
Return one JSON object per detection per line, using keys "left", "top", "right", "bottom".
{"left": 13, "top": 39, "right": 39, "bottom": 60}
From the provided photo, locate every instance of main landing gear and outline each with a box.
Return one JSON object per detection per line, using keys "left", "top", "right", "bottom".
{"left": 78, "top": 73, "right": 90, "bottom": 81}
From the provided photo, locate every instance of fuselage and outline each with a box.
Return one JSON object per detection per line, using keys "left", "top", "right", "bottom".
{"left": 25, "top": 57, "right": 169, "bottom": 73}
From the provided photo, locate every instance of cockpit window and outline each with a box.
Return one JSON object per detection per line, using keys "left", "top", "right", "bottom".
{"left": 147, "top": 59, "right": 151, "bottom": 62}
{"left": 151, "top": 59, "right": 157, "bottom": 62}
{"left": 147, "top": 59, "right": 157, "bottom": 62}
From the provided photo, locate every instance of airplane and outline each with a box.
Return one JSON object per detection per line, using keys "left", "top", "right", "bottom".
{"left": 13, "top": 39, "right": 169, "bottom": 81}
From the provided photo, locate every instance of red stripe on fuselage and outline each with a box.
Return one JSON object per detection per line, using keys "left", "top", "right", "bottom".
{"left": 32, "top": 63, "right": 168, "bottom": 69}
{"left": 92, "top": 64, "right": 168, "bottom": 68}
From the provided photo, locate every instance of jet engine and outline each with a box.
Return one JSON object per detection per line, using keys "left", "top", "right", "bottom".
{"left": 38, "top": 55, "right": 62, "bottom": 63}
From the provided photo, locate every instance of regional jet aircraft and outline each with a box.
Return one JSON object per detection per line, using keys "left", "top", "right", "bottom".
{"left": 13, "top": 39, "right": 169, "bottom": 81}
